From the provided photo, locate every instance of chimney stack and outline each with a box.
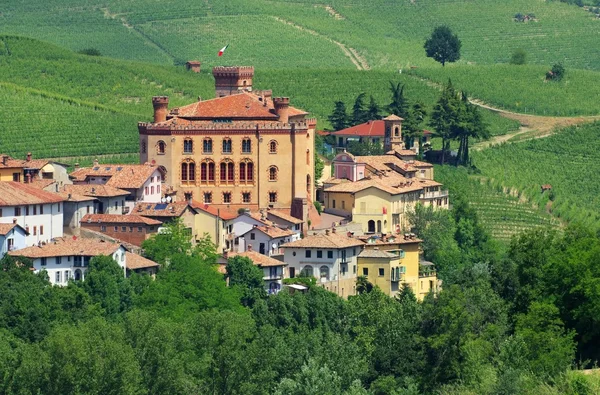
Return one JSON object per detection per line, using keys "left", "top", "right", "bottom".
{"left": 273, "top": 97, "right": 290, "bottom": 123}
{"left": 2, "top": 155, "right": 8, "bottom": 165}
{"left": 93, "top": 158, "right": 99, "bottom": 167}
{"left": 331, "top": 227, "right": 337, "bottom": 234}
{"left": 152, "top": 96, "right": 169, "bottom": 123}
{"left": 325, "top": 229, "right": 330, "bottom": 235}
{"left": 26, "top": 152, "right": 32, "bottom": 162}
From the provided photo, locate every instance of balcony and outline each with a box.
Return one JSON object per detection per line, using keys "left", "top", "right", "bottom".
{"left": 263, "top": 274, "right": 282, "bottom": 281}
{"left": 420, "top": 190, "right": 449, "bottom": 200}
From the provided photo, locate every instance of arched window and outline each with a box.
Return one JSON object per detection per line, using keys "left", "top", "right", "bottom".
{"left": 184, "top": 138, "right": 193, "bottom": 154}
{"left": 301, "top": 265, "right": 314, "bottom": 277}
{"left": 368, "top": 220, "right": 375, "bottom": 233}
{"left": 74, "top": 269, "right": 82, "bottom": 281}
{"left": 394, "top": 126, "right": 400, "bottom": 137}
{"left": 201, "top": 161, "right": 215, "bottom": 183}
{"left": 242, "top": 138, "right": 251, "bottom": 153}
{"left": 158, "top": 166, "right": 167, "bottom": 182}
{"left": 268, "top": 166, "right": 278, "bottom": 181}
{"left": 240, "top": 160, "right": 253, "bottom": 182}
{"left": 306, "top": 149, "right": 310, "bottom": 165}
{"left": 203, "top": 138, "right": 213, "bottom": 154}
{"left": 320, "top": 266, "right": 330, "bottom": 281}
{"left": 157, "top": 140, "right": 166, "bottom": 155}
{"left": 222, "top": 138, "right": 232, "bottom": 153}
{"left": 220, "top": 160, "right": 234, "bottom": 183}
{"left": 269, "top": 140, "right": 277, "bottom": 154}
{"left": 181, "top": 160, "right": 196, "bottom": 183}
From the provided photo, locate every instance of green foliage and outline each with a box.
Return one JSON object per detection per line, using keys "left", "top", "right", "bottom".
{"left": 76, "top": 47, "right": 101, "bottom": 56}
{"left": 141, "top": 218, "right": 194, "bottom": 265}
{"left": 226, "top": 256, "right": 267, "bottom": 307}
{"left": 346, "top": 140, "right": 385, "bottom": 156}
{"left": 352, "top": 92, "right": 369, "bottom": 125}
{"left": 83, "top": 254, "right": 133, "bottom": 317}
{"left": 329, "top": 100, "right": 350, "bottom": 131}
{"left": 313, "top": 200, "right": 322, "bottom": 215}
{"left": 424, "top": 25, "right": 462, "bottom": 66}
{"left": 547, "top": 62, "right": 566, "bottom": 81}
{"left": 510, "top": 48, "right": 527, "bottom": 65}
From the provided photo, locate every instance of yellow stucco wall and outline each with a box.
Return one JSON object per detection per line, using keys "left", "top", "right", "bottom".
{"left": 0, "top": 168, "right": 23, "bottom": 182}
{"left": 323, "top": 191, "right": 354, "bottom": 217}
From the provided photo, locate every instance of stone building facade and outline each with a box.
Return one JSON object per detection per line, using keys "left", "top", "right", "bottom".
{"left": 138, "top": 66, "right": 315, "bottom": 222}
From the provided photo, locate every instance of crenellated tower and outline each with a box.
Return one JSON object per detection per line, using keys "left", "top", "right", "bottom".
{"left": 212, "top": 66, "right": 254, "bottom": 97}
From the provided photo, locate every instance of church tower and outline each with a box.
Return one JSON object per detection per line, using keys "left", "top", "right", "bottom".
{"left": 383, "top": 114, "right": 404, "bottom": 152}
{"left": 212, "top": 66, "right": 254, "bottom": 97}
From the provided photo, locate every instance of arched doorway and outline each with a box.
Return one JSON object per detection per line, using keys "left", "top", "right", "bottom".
{"left": 74, "top": 269, "right": 82, "bottom": 281}
{"left": 368, "top": 220, "right": 375, "bottom": 233}
{"left": 306, "top": 174, "right": 311, "bottom": 196}
{"left": 377, "top": 220, "right": 382, "bottom": 233}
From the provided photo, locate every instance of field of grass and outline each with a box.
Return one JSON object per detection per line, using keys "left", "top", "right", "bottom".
{"left": 435, "top": 165, "right": 560, "bottom": 244}
{"left": 412, "top": 64, "right": 600, "bottom": 116}
{"left": 2, "top": 0, "right": 599, "bottom": 71}
{"left": 472, "top": 121, "right": 600, "bottom": 230}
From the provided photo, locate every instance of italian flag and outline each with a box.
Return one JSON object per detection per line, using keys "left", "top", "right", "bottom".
{"left": 218, "top": 44, "right": 229, "bottom": 57}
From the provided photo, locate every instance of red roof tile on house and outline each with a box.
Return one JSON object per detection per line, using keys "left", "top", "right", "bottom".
{"left": 191, "top": 201, "right": 238, "bottom": 220}
{"left": 70, "top": 164, "right": 159, "bottom": 189}
{"left": 0, "top": 182, "right": 64, "bottom": 206}
{"left": 62, "top": 184, "right": 130, "bottom": 198}
{"left": 132, "top": 202, "right": 190, "bottom": 217}
{"left": 125, "top": 252, "right": 159, "bottom": 270}
{"left": 331, "top": 120, "right": 385, "bottom": 137}
{"left": 81, "top": 214, "right": 162, "bottom": 226}
{"left": 175, "top": 92, "right": 279, "bottom": 120}
{"left": 9, "top": 238, "right": 122, "bottom": 258}
{"left": 0, "top": 223, "right": 28, "bottom": 236}
{"left": 227, "top": 250, "right": 286, "bottom": 267}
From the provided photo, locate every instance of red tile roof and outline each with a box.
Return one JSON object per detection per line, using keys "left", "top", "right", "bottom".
{"left": 62, "top": 184, "right": 130, "bottom": 198}
{"left": 191, "top": 201, "right": 239, "bottom": 220}
{"left": 9, "top": 238, "right": 122, "bottom": 258}
{"left": 81, "top": 214, "right": 162, "bottom": 226}
{"left": 125, "top": 252, "right": 159, "bottom": 270}
{"left": 242, "top": 225, "right": 295, "bottom": 239}
{"left": 227, "top": 250, "right": 286, "bottom": 267}
{"left": 175, "top": 92, "right": 279, "bottom": 120}
{"left": 70, "top": 164, "right": 159, "bottom": 189}
{"left": 0, "top": 182, "right": 64, "bottom": 206}
{"left": 267, "top": 210, "right": 304, "bottom": 225}
{"left": 0, "top": 154, "right": 48, "bottom": 170}
{"left": 332, "top": 120, "right": 385, "bottom": 137}
{"left": 132, "top": 202, "right": 190, "bottom": 217}
{"left": 282, "top": 232, "right": 364, "bottom": 249}
{"left": 0, "top": 223, "right": 28, "bottom": 236}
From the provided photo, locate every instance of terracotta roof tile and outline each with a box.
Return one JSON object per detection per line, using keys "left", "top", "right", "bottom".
{"left": 282, "top": 232, "right": 364, "bottom": 249}
{"left": 227, "top": 250, "right": 286, "bottom": 267}
{"left": 191, "top": 201, "right": 238, "bottom": 220}
{"left": 125, "top": 252, "right": 159, "bottom": 270}
{"left": 243, "top": 225, "right": 295, "bottom": 239}
{"left": 267, "top": 210, "right": 304, "bottom": 225}
{"left": 132, "top": 202, "right": 190, "bottom": 217}
{"left": 0, "top": 223, "right": 28, "bottom": 236}
{"left": 81, "top": 214, "right": 162, "bottom": 226}
{"left": 175, "top": 92, "right": 279, "bottom": 120}
{"left": 0, "top": 182, "right": 64, "bottom": 206}
{"left": 358, "top": 249, "right": 398, "bottom": 258}
{"left": 332, "top": 120, "right": 385, "bottom": 137}
{"left": 9, "top": 238, "right": 122, "bottom": 258}
{"left": 70, "top": 164, "right": 159, "bottom": 189}
{"left": 62, "top": 184, "right": 130, "bottom": 198}
{"left": 0, "top": 154, "right": 48, "bottom": 170}
{"left": 383, "top": 114, "right": 404, "bottom": 121}
{"left": 325, "top": 176, "right": 423, "bottom": 195}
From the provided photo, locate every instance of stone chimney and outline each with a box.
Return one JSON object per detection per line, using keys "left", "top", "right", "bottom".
{"left": 325, "top": 229, "right": 330, "bottom": 235}
{"left": 152, "top": 96, "right": 169, "bottom": 123}
{"left": 1, "top": 155, "right": 8, "bottom": 166}
{"left": 273, "top": 97, "right": 290, "bottom": 123}
{"left": 331, "top": 227, "right": 337, "bottom": 234}
{"left": 93, "top": 158, "right": 99, "bottom": 167}
{"left": 74, "top": 163, "right": 80, "bottom": 169}
{"left": 26, "top": 152, "right": 32, "bottom": 162}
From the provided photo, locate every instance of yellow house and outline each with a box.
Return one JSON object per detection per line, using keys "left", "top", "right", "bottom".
{"left": 0, "top": 154, "right": 26, "bottom": 182}
{"left": 192, "top": 202, "right": 239, "bottom": 252}
{"left": 357, "top": 234, "right": 438, "bottom": 300}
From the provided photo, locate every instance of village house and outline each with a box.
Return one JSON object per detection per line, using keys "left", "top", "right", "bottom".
{"left": 0, "top": 223, "right": 28, "bottom": 259}
{"left": 60, "top": 184, "right": 131, "bottom": 223}
{"left": 80, "top": 214, "right": 162, "bottom": 246}
{"left": 69, "top": 162, "right": 163, "bottom": 213}
{"left": 124, "top": 252, "right": 159, "bottom": 277}
{"left": 0, "top": 182, "right": 64, "bottom": 246}
{"left": 138, "top": 66, "right": 316, "bottom": 224}
{"left": 357, "top": 233, "right": 438, "bottom": 300}
{"left": 0, "top": 153, "right": 70, "bottom": 185}
{"left": 132, "top": 202, "right": 197, "bottom": 240}
{"left": 8, "top": 238, "right": 159, "bottom": 285}
{"left": 281, "top": 229, "right": 363, "bottom": 298}
{"left": 191, "top": 202, "right": 238, "bottom": 252}
{"left": 266, "top": 209, "right": 304, "bottom": 234}
{"left": 239, "top": 223, "right": 299, "bottom": 256}
{"left": 330, "top": 119, "right": 387, "bottom": 149}
{"left": 225, "top": 247, "right": 288, "bottom": 294}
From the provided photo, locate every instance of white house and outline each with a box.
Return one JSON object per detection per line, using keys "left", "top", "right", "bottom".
{"left": 226, "top": 248, "right": 288, "bottom": 294}
{"left": 240, "top": 224, "right": 300, "bottom": 256}
{"left": 9, "top": 238, "right": 131, "bottom": 285}
{"left": 61, "top": 184, "right": 130, "bottom": 217}
{"left": 0, "top": 182, "right": 64, "bottom": 246}
{"left": 0, "top": 223, "right": 28, "bottom": 259}
{"left": 69, "top": 162, "right": 163, "bottom": 212}
{"left": 281, "top": 228, "right": 363, "bottom": 299}
{"left": 266, "top": 209, "right": 304, "bottom": 233}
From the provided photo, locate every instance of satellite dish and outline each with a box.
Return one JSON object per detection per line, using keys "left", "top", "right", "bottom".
{"left": 161, "top": 197, "right": 166, "bottom": 203}
{"left": 166, "top": 196, "right": 172, "bottom": 203}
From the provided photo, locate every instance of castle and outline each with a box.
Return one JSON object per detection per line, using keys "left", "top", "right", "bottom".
{"left": 138, "top": 66, "right": 315, "bottom": 222}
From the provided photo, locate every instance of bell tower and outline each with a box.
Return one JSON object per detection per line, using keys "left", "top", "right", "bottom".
{"left": 383, "top": 114, "right": 404, "bottom": 152}
{"left": 212, "top": 66, "right": 254, "bottom": 97}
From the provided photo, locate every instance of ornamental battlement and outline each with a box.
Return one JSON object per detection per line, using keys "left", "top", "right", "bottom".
{"left": 212, "top": 66, "right": 254, "bottom": 78}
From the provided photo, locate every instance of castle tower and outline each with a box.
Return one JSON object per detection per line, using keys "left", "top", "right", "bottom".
{"left": 152, "top": 96, "right": 169, "bottom": 123}
{"left": 212, "top": 66, "right": 254, "bottom": 97}
{"left": 383, "top": 114, "right": 404, "bottom": 152}
{"left": 273, "top": 97, "right": 290, "bottom": 123}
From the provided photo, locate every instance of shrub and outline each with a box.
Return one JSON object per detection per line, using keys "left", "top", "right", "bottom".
{"left": 313, "top": 201, "right": 322, "bottom": 215}
{"left": 546, "top": 63, "right": 565, "bottom": 81}
{"left": 77, "top": 48, "right": 102, "bottom": 56}
{"left": 510, "top": 48, "right": 527, "bottom": 65}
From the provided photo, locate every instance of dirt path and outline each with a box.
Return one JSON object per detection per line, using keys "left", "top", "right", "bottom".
{"left": 271, "top": 16, "right": 369, "bottom": 70}
{"left": 471, "top": 99, "right": 600, "bottom": 150}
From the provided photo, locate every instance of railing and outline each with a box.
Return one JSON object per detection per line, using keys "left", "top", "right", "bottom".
{"left": 263, "top": 274, "right": 282, "bottom": 280}
{"left": 419, "top": 270, "right": 436, "bottom": 278}
{"left": 420, "top": 190, "right": 449, "bottom": 199}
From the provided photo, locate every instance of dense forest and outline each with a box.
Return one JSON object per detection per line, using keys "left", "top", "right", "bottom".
{"left": 2, "top": 196, "right": 600, "bottom": 394}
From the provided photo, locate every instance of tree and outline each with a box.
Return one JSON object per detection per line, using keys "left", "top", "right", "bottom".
{"left": 402, "top": 101, "right": 428, "bottom": 149}
{"left": 387, "top": 82, "right": 409, "bottom": 119}
{"left": 453, "top": 92, "right": 489, "bottom": 166}
{"left": 226, "top": 256, "right": 267, "bottom": 307}
{"left": 83, "top": 255, "right": 133, "bottom": 317}
{"left": 424, "top": 25, "right": 462, "bottom": 66}
{"left": 546, "top": 63, "right": 565, "bottom": 81}
{"left": 429, "top": 80, "right": 459, "bottom": 164}
{"left": 346, "top": 140, "right": 384, "bottom": 156}
{"left": 141, "top": 218, "right": 193, "bottom": 265}
{"left": 328, "top": 101, "right": 350, "bottom": 131}
{"left": 510, "top": 48, "right": 527, "bottom": 65}
{"left": 367, "top": 95, "right": 381, "bottom": 120}
{"left": 356, "top": 276, "right": 373, "bottom": 294}
{"left": 352, "top": 93, "right": 369, "bottom": 125}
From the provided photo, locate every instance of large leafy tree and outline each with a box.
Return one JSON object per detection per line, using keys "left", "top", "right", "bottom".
{"left": 424, "top": 25, "right": 462, "bottom": 66}
{"left": 226, "top": 256, "right": 267, "bottom": 307}
{"left": 83, "top": 255, "right": 133, "bottom": 317}
{"left": 328, "top": 101, "right": 350, "bottom": 131}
